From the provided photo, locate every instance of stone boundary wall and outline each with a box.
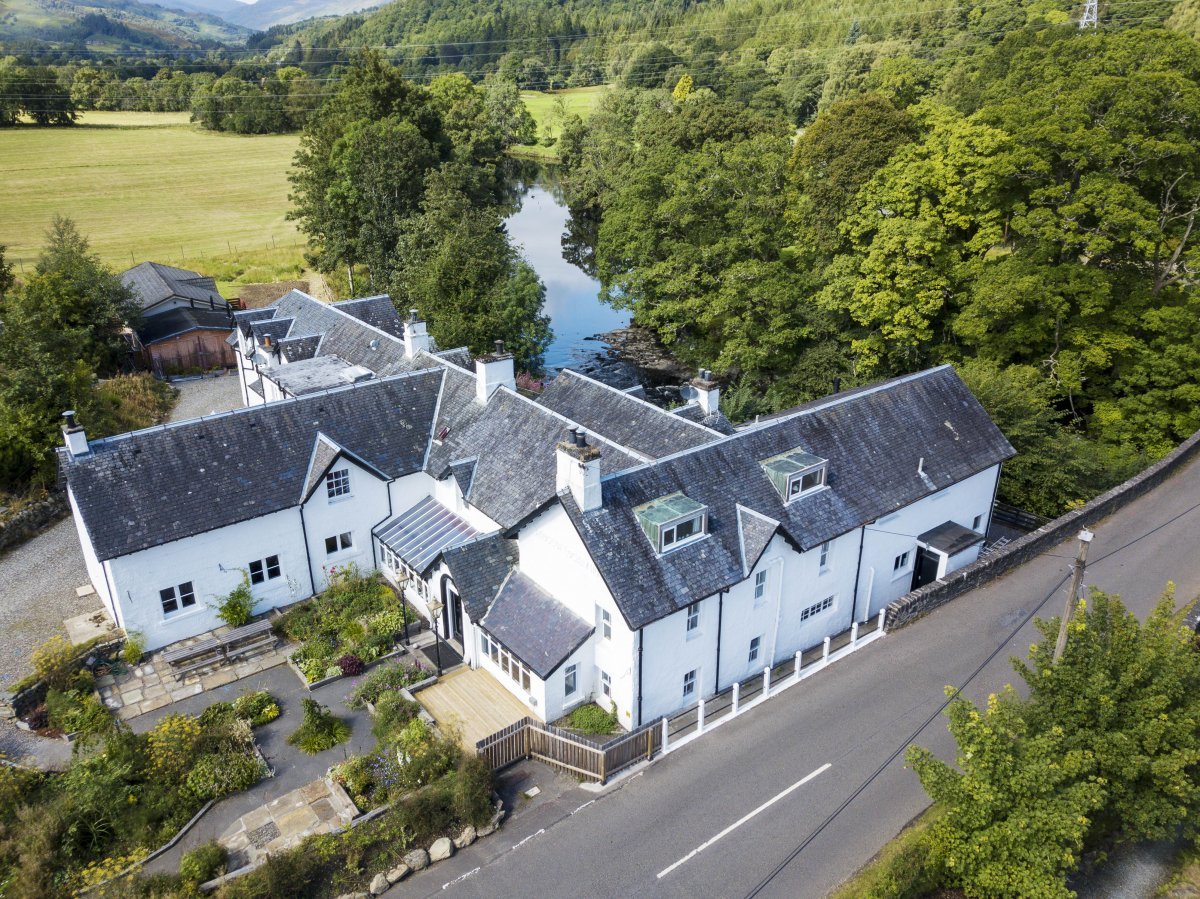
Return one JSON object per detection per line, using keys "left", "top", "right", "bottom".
{"left": 886, "top": 427, "right": 1200, "bottom": 630}
{"left": 0, "top": 491, "right": 68, "bottom": 555}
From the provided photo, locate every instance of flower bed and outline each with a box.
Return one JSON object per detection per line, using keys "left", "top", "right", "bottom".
{"left": 0, "top": 690, "right": 275, "bottom": 894}
{"left": 274, "top": 568, "right": 417, "bottom": 685}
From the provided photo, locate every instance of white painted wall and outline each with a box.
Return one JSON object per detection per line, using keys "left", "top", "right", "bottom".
{"left": 68, "top": 486, "right": 118, "bottom": 625}
{"left": 518, "top": 504, "right": 630, "bottom": 727}
{"left": 640, "top": 592, "right": 718, "bottom": 723}
{"left": 858, "top": 465, "right": 1000, "bottom": 619}
{"left": 301, "top": 455, "right": 391, "bottom": 593}
{"left": 106, "top": 507, "right": 309, "bottom": 651}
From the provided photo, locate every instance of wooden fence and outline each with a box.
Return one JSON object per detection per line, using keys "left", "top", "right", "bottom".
{"left": 476, "top": 716, "right": 663, "bottom": 784}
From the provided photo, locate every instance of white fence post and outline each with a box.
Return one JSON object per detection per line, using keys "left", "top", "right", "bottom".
{"left": 823, "top": 636, "right": 831, "bottom": 663}
{"left": 794, "top": 650, "right": 802, "bottom": 679}
{"left": 732, "top": 681, "right": 740, "bottom": 714}
{"left": 851, "top": 622, "right": 860, "bottom": 645}
{"left": 762, "top": 666, "right": 771, "bottom": 699}
{"left": 696, "top": 698, "right": 706, "bottom": 735}
{"left": 662, "top": 716, "right": 669, "bottom": 754}
{"left": 877, "top": 609, "right": 886, "bottom": 633}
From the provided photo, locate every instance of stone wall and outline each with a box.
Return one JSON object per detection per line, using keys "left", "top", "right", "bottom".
{"left": 0, "top": 491, "right": 68, "bottom": 555}
{"left": 886, "top": 427, "right": 1200, "bottom": 630}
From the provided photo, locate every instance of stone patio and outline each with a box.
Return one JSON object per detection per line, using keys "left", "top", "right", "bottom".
{"left": 96, "top": 626, "right": 293, "bottom": 720}
{"left": 219, "top": 777, "right": 358, "bottom": 869}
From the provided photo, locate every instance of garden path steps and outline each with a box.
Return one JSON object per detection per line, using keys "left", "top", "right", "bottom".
{"left": 218, "top": 777, "right": 358, "bottom": 869}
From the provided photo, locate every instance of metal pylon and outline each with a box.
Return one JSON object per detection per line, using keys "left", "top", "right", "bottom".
{"left": 1080, "top": 0, "right": 1099, "bottom": 28}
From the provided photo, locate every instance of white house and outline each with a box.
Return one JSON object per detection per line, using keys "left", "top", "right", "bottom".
{"left": 62, "top": 290, "right": 1014, "bottom": 728}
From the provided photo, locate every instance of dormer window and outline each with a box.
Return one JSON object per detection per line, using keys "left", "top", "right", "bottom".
{"left": 634, "top": 492, "right": 708, "bottom": 554}
{"left": 762, "top": 449, "right": 828, "bottom": 503}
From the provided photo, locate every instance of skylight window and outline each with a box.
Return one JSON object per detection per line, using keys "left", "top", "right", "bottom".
{"left": 634, "top": 492, "right": 708, "bottom": 554}
{"left": 762, "top": 449, "right": 828, "bottom": 503}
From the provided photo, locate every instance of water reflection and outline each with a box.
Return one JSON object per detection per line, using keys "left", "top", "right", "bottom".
{"left": 503, "top": 166, "right": 628, "bottom": 373}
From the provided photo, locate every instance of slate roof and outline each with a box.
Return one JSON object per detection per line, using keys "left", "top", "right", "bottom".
{"left": 279, "top": 335, "right": 322, "bottom": 363}
{"left": 919, "top": 520, "right": 984, "bottom": 556}
{"left": 537, "top": 369, "right": 721, "bottom": 459}
{"left": 137, "top": 307, "right": 233, "bottom": 344}
{"left": 268, "top": 355, "right": 374, "bottom": 397}
{"left": 375, "top": 496, "right": 479, "bottom": 575}
{"left": 670, "top": 403, "right": 738, "bottom": 435}
{"left": 561, "top": 365, "right": 1016, "bottom": 630}
{"left": 331, "top": 296, "right": 405, "bottom": 338}
{"left": 442, "top": 533, "right": 518, "bottom": 622}
{"left": 482, "top": 571, "right": 593, "bottom": 679}
{"left": 122, "top": 262, "right": 224, "bottom": 312}
{"left": 302, "top": 434, "right": 343, "bottom": 502}
{"left": 63, "top": 370, "right": 444, "bottom": 561}
{"left": 736, "top": 506, "right": 778, "bottom": 576}
{"left": 250, "top": 318, "right": 294, "bottom": 346}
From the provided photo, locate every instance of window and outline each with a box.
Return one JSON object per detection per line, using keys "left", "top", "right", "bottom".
{"left": 973, "top": 514, "right": 983, "bottom": 531}
{"left": 682, "top": 669, "right": 696, "bottom": 698}
{"left": 762, "top": 449, "right": 828, "bottom": 503}
{"left": 748, "top": 636, "right": 761, "bottom": 663}
{"left": 600, "top": 670, "right": 612, "bottom": 698}
{"left": 787, "top": 466, "right": 826, "bottom": 499}
{"left": 248, "top": 555, "right": 281, "bottom": 584}
{"left": 634, "top": 492, "right": 708, "bottom": 554}
{"left": 564, "top": 664, "right": 578, "bottom": 697}
{"left": 660, "top": 514, "right": 704, "bottom": 551}
{"left": 326, "top": 468, "right": 350, "bottom": 500}
{"left": 819, "top": 541, "right": 831, "bottom": 571}
{"left": 486, "top": 634, "right": 533, "bottom": 693}
{"left": 324, "top": 532, "right": 353, "bottom": 555}
{"left": 159, "top": 581, "right": 196, "bottom": 616}
{"left": 754, "top": 570, "right": 767, "bottom": 602}
{"left": 598, "top": 606, "right": 612, "bottom": 640}
{"left": 893, "top": 551, "right": 911, "bottom": 572}
{"left": 686, "top": 602, "right": 700, "bottom": 633}
{"left": 800, "top": 595, "right": 835, "bottom": 621}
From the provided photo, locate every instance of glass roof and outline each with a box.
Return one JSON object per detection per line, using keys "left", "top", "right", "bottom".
{"left": 761, "top": 449, "right": 825, "bottom": 477}
{"left": 634, "top": 491, "right": 707, "bottom": 528}
{"left": 374, "top": 496, "right": 479, "bottom": 574}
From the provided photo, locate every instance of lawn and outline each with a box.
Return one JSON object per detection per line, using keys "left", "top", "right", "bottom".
{"left": 0, "top": 111, "right": 302, "bottom": 271}
{"left": 513, "top": 84, "right": 611, "bottom": 161}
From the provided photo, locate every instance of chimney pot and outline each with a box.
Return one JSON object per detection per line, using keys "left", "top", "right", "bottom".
{"left": 833, "top": 376, "right": 841, "bottom": 394}
{"left": 63, "top": 410, "right": 77, "bottom": 429}
{"left": 409, "top": 309, "right": 419, "bottom": 323}
{"left": 494, "top": 339, "right": 505, "bottom": 355}
{"left": 575, "top": 430, "right": 587, "bottom": 448}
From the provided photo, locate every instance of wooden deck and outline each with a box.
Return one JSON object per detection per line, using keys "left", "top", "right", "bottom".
{"left": 417, "top": 667, "right": 532, "bottom": 749}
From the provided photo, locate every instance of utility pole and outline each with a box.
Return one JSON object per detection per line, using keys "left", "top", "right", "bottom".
{"left": 1054, "top": 528, "right": 1094, "bottom": 662}
{"left": 1080, "top": 0, "right": 1099, "bottom": 29}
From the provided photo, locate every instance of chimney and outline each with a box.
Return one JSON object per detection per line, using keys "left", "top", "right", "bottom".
{"left": 691, "top": 368, "right": 720, "bottom": 415}
{"left": 62, "top": 411, "right": 90, "bottom": 459}
{"left": 404, "top": 309, "right": 431, "bottom": 358}
{"left": 556, "top": 428, "right": 602, "bottom": 512}
{"left": 475, "top": 339, "right": 515, "bottom": 404}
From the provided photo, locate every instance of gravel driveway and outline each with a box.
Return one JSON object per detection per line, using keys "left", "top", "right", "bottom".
{"left": 0, "top": 374, "right": 243, "bottom": 686}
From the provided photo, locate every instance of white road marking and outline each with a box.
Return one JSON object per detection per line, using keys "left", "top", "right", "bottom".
{"left": 656, "top": 763, "right": 832, "bottom": 879}
{"left": 512, "top": 828, "right": 545, "bottom": 850}
{"left": 442, "top": 867, "right": 480, "bottom": 889}
{"left": 572, "top": 800, "right": 595, "bottom": 815}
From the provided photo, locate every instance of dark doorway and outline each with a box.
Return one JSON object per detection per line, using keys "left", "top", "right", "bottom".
{"left": 440, "top": 576, "right": 463, "bottom": 642}
{"left": 911, "top": 547, "right": 941, "bottom": 591}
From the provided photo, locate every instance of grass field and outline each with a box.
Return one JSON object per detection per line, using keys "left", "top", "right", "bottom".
{"left": 0, "top": 111, "right": 302, "bottom": 273}
{"left": 513, "top": 85, "right": 611, "bottom": 160}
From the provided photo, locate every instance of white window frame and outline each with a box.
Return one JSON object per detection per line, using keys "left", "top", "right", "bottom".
{"left": 564, "top": 664, "right": 578, "bottom": 696}
{"left": 682, "top": 669, "right": 697, "bottom": 699}
{"left": 600, "top": 669, "right": 612, "bottom": 698}
{"left": 893, "top": 551, "right": 912, "bottom": 578}
{"left": 819, "top": 541, "right": 831, "bottom": 572}
{"left": 248, "top": 555, "right": 282, "bottom": 585}
{"left": 685, "top": 602, "right": 700, "bottom": 635}
{"left": 748, "top": 636, "right": 761, "bottom": 664}
{"left": 324, "top": 531, "right": 353, "bottom": 555}
{"left": 659, "top": 512, "right": 707, "bottom": 554}
{"left": 598, "top": 606, "right": 612, "bottom": 641}
{"left": 786, "top": 463, "right": 826, "bottom": 502}
{"left": 753, "top": 570, "right": 767, "bottom": 603}
{"left": 800, "top": 595, "right": 835, "bottom": 622}
{"left": 487, "top": 635, "right": 532, "bottom": 693}
{"left": 160, "top": 581, "right": 196, "bottom": 617}
{"left": 326, "top": 467, "right": 351, "bottom": 501}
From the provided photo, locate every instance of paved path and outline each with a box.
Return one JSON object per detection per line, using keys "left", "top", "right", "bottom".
{"left": 391, "top": 451, "right": 1200, "bottom": 899}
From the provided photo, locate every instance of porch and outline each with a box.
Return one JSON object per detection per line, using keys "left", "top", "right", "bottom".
{"left": 416, "top": 666, "right": 531, "bottom": 750}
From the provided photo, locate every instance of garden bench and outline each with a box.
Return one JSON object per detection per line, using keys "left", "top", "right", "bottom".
{"left": 161, "top": 621, "right": 276, "bottom": 680}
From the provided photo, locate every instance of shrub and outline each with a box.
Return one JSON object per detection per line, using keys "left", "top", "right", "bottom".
{"left": 232, "top": 690, "right": 279, "bottom": 726}
{"left": 179, "top": 841, "right": 226, "bottom": 885}
{"left": 370, "top": 691, "right": 421, "bottom": 744}
{"left": 286, "top": 699, "right": 350, "bottom": 755}
{"left": 393, "top": 718, "right": 459, "bottom": 789}
{"left": 566, "top": 702, "right": 620, "bottom": 735}
{"left": 214, "top": 576, "right": 257, "bottom": 628}
{"left": 122, "top": 631, "right": 145, "bottom": 667}
{"left": 45, "top": 688, "right": 113, "bottom": 737}
{"left": 296, "top": 656, "right": 328, "bottom": 684}
{"left": 197, "top": 700, "right": 236, "bottom": 728}
{"left": 185, "top": 753, "right": 265, "bottom": 801}
{"left": 147, "top": 714, "right": 202, "bottom": 777}
{"left": 453, "top": 757, "right": 494, "bottom": 827}
{"left": 336, "top": 654, "right": 365, "bottom": 676}
{"left": 347, "top": 661, "right": 425, "bottom": 709}
{"left": 368, "top": 608, "right": 407, "bottom": 637}
{"left": 31, "top": 634, "right": 80, "bottom": 690}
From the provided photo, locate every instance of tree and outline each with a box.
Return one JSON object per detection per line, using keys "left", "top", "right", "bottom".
{"left": 0, "top": 245, "right": 13, "bottom": 302}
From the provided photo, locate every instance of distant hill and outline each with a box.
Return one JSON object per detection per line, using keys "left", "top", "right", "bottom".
{"left": 131, "top": 0, "right": 388, "bottom": 31}
{"left": 0, "top": 0, "right": 251, "bottom": 48}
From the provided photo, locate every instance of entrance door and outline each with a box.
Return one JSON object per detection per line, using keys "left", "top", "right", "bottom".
{"left": 911, "top": 547, "right": 941, "bottom": 591}
{"left": 440, "top": 577, "right": 463, "bottom": 642}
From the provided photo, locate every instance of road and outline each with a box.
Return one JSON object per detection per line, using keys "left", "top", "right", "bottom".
{"left": 395, "top": 451, "right": 1200, "bottom": 899}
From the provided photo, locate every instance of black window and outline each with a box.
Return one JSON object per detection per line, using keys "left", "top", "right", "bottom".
{"left": 161, "top": 581, "right": 196, "bottom": 616}
{"left": 160, "top": 587, "right": 178, "bottom": 614}
{"left": 266, "top": 556, "right": 281, "bottom": 579}
{"left": 249, "top": 556, "right": 281, "bottom": 584}
{"left": 249, "top": 559, "right": 264, "bottom": 584}
{"left": 179, "top": 582, "right": 196, "bottom": 609}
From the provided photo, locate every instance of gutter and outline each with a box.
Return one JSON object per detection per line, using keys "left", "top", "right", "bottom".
{"left": 715, "top": 589, "right": 725, "bottom": 691}
{"left": 297, "top": 505, "right": 317, "bottom": 598}
{"left": 636, "top": 629, "right": 644, "bottom": 728}
{"left": 850, "top": 526, "right": 867, "bottom": 624}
